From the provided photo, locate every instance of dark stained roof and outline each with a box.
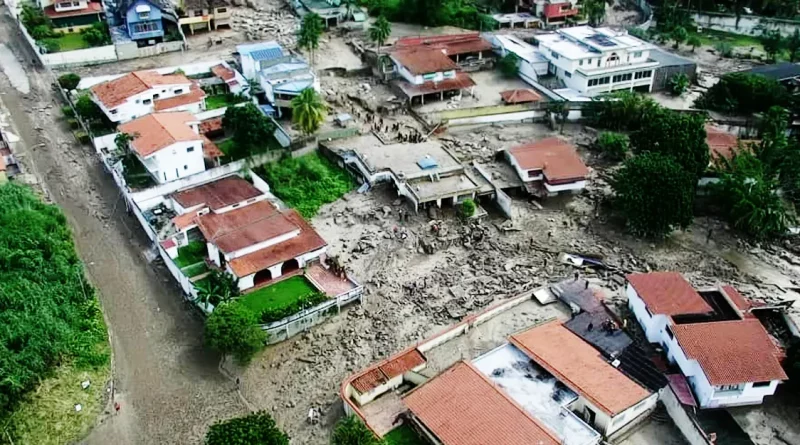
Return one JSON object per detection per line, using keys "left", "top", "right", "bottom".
{"left": 172, "top": 176, "right": 263, "bottom": 211}
{"left": 741, "top": 62, "right": 800, "bottom": 81}
{"left": 565, "top": 310, "right": 632, "bottom": 357}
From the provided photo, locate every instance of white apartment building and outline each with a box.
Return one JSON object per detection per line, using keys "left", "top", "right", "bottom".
{"left": 91, "top": 70, "right": 201, "bottom": 123}
{"left": 534, "top": 26, "right": 659, "bottom": 95}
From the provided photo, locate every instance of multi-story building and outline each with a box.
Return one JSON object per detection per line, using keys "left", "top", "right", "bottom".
{"left": 40, "top": 0, "right": 105, "bottom": 34}
{"left": 531, "top": 0, "right": 581, "bottom": 27}
{"left": 118, "top": 0, "right": 179, "bottom": 44}
{"left": 534, "top": 26, "right": 659, "bottom": 95}
{"left": 505, "top": 137, "right": 589, "bottom": 197}
{"left": 176, "top": 0, "right": 231, "bottom": 35}
{"left": 90, "top": 70, "right": 201, "bottom": 123}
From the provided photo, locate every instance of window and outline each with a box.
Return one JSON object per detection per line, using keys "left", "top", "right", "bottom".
{"left": 528, "top": 170, "right": 541, "bottom": 178}
{"left": 184, "top": 165, "right": 188, "bottom": 170}
{"left": 72, "top": 1, "right": 80, "bottom": 5}
{"left": 753, "top": 381, "right": 771, "bottom": 388}
{"left": 597, "top": 59, "right": 600, "bottom": 67}
{"left": 110, "top": 109, "right": 118, "bottom": 115}
{"left": 665, "top": 325, "right": 674, "bottom": 340}
{"left": 186, "top": 146, "right": 195, "bottom": 153}
{"left": 635, "top": 70, "right": 653, "bottom": 79}
{"left": 579, "top": 59, "right": 584, "bottom": 66}
{"left": 232, "top": 203, "right": 240, "bottom": 208}
{"left": 633, "top": 51, "right": 642, "bottom": 58}
{"left": 68, "top": 27, "right": 74, "bottom": 32}
{"left": 612, "top": 73, "right": 632, "bottom": 83}
{"left": 564, "top": 71, "right": 572, "bottom": 78}
{"left": 143, "top": 98, "right": 152, "bottom": 105}
{"left": 718, "top": 384, "right": 741, "bottom": 392}
{"left": 58, "top": 1, "right": 71, "bottom": 7}
{"left": 174, "top": 88, "right": 184, "bottom": 94}
{"left": 551, "top": 51, "right": 560, "bottom": 60}
{"left": 153, "top": 94, "right": 160, "bottom": 100}
{"left": 607, "top": 52, "right": 620, "bottom": 63}
{"left": 132, "top": 22, "right": 158, "bottom": 34}
{"left": 138, "top": 11, "right": 150, "bottom": 19}
{"left": 588, "top": 78, "right": 598, "bottom": 87}
{"left": 162, "top": 89, "right": 166, "bottom": 93}
{"left": 216, "top": 7, "right": 226, "bottom": 12}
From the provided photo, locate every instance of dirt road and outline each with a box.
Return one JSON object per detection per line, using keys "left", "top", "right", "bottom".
{"left": 0, "top": 8, "right": 244, "bottom": 444}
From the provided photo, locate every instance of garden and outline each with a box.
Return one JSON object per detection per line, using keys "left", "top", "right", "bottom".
{"left": 205, "top": 93, "right": 249, "bottom": 111}
{"left": 20, "top": 4, "right": 111, "bottom": 53}
{"left": 239, "top": 275, "right": 328, "bottom": 324}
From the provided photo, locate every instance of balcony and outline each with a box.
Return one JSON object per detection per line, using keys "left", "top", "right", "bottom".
{"left": 129, "top": 28, "right": 164, "bottom": 41}
{"left": 179, "top": 15, "right": 211, "bottom": 25}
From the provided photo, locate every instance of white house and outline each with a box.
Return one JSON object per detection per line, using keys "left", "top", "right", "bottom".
{"left": 487, "top": 33, "right": 550, "bottom": 87}
{"left": 505, "top": 137, "right": 589, "bottom": 196}
{"left": 257, "top": 54, "right": 319, "bottom": 110}
{"left": 626, "top": 272, "right": 788, "bottom": 408}
{"left": 388, "top": 48, "right": 476, "bottom": 104}
{"left": 534, "top": 26, "right": 659, "bottom": 95}
{"left": 236, "top": 41, "right": 287, "bottom": 80}
{"left": 91, "top": 70, "right": 203, "bottom": 123}
{"left": 118, "top": 111, "right": 206, "bottom": 184}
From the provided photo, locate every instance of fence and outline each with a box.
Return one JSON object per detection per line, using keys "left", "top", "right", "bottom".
{"left": 690, "top": 11, "right": 800, "bottom": 36}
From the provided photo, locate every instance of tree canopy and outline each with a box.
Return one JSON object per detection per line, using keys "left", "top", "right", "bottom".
{"left": 583, "top": 0, "right": 607, "bottom": 27}
{"left": 298, "top": 13, "right": 324, "bottom": 63}
{"left": 630, "top": 108, "right": 710, "bottom": 179}
{"left": 595, "top": 131, "right": 630, "bottom": 162}
{"left": 222, "top": 103, "right": 276, "bottom": 159}
{"left": 195, "top": 270, "right": 241, "bottom": 309}
{"left": 497, "top": 52, "right": 519, "bottom": 78}
{"left": 584, "top": 91, "right": 660, "bottom": 132}
{"left": 612, "top": 153, "right": 696, "bottom": 238}
{"left": 205, "top": 411, "right": 289, "bottom": 445}
{"left": 291, "top": 87, "right": 327, "bottom": 136}
{"left": 331, "top": 415, "right": 384, "bottom": 445}
{"left": 694, "top": 73, "right": 790, "bottom": 115}
{"left": 58, "top": 73, "right": 81, "bottom": 91}
{"left": 368, "top": 15, "right": 391, "bottom": 50}
{"left": 204, "top": 303, "right": 266, "bottom": 364}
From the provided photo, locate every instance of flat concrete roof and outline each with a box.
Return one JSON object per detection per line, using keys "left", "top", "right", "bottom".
{"left": 326, "top": 135, "right": 462, "bottom": 177}
{"left": 411, "top": 173, "right": 480, "bottom": 201}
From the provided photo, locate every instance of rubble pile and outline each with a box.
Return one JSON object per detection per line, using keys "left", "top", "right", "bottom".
{"left": 230, "top": 6, "right": 299, "bottom": 46}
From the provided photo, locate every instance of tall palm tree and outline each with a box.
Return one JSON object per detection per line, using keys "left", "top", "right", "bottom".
{"left": 369, "top": 15, "right": 392, "bottom": 54}
{"left": 340, "top": 0, "right": 357, "bottom": 20}
{"left": 194, "top": 270, "right": 240, "bottom": 310}
{"left": 291, "top": 88, "right": 327, "bottom": 136}
{"left": 298, "top": 12, "right": 324, "bottom": 65}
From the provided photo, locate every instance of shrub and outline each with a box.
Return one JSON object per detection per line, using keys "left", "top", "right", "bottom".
{"left": 497, "top": 53, "right": 520, "bottom": 78}
{"left": 61, "top": 105, "right": 75, "bottom": 117}
{"left": 596, "top": 132, "right": 629, "bottom": 161}
{"left": 74, "top": 130, "right": 90, "bottom": 144}
{"left": 332, "top": 415, "right": 384, "bottom": 445}
{"left": 694, "top": 72, "right": 789, "bottom": 115}
{"left": 258, "top": 291, "right": 328, "bottom": 323}
{"left": 74, "top": 95, "right": 103, "bottom": 121}
{"left": 67, "top": 118, "right": 81, "bottom": 129}
{"left": 39, "top": 38, "right": 60, "bottom": 53}
{"left": 459, "top": 198, "right": 476, "bottom": 218}
{"left": 205, "top": 411, "right": 289, "bottom": 445}
{"left": 81, "top": 22, "right": 111, "bottom": 47}
{"left": 714, "top": 41, "right": 733, "bottom": 58}
{"left": 668, "top": 72, "right": 690, "bottom": 96}
{"left": 204, "top": 303, "right": 266, "bottom": 364}
{"left": 584, "top": 91, "right": 660, "bottom": 132}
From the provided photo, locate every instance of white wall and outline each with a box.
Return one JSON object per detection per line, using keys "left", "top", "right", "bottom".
{"left": 627, "top": 284, "right": 669, "bottom": 343}
{"left": 544, "top": 179, "right": 587, "bottom": 193}
{"left": 94, "top": 82, "right": 193, "bottom": 123}
{"left": 691, "top": 12, "right": 800, "bottom": 37}
{"left": 143, "top": 140, "right": 205, "bottom": 184}
{"left": 241, "top": 55, "right": 258, "bottom": 79}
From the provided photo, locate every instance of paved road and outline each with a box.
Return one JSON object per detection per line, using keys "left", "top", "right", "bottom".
{"left": 0, "top": 8, "right": 245, "bottom": 444}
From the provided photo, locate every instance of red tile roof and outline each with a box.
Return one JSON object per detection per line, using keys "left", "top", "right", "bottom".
{"left": 118, "top": 112, "right": 200, "bottom": 157}
{"left": 721, "top": 285, "right": 753, "bottom": 313}
{"left": 395, "top": 72, "right": 476, "bottom": 97}
{"left": 510, "top": 320, "right": 651, "bottom": 416}
{"left": 91, "top": 71, "right": 191, "bottom": 108}
{"left": 351, "top": 349, "right": 427, "bottom": 393}
{"left": 626, "top": 272, "right": 713, "bottom": 316}
{"left": 391, "top": 49, "right": 459, "bottom": 75}
{"left": 201, "top": 135, "right": 224, "bottom": 159}
{"left": 211, "top": 64, "right": 236, "bottom": 82}
{"left": 403, "top": 361, "right": 560, "bottom": 445}
{"left": 153, "top": 83, "right": 206, "bottom": 111}
{"left": 199, "top": 117, "right": 223, "bottom": 134}
{"left": 673, "top": 319, "right": 788, "bottom": 385}
{"left": 394, "top": 33, "right": 492, "bottom": 56}
{"left": 196, "top": 200, "right": 298, "bottom": 254}
{"left": 508, "top": 137, "right": 589, "bottom": 183}
{"left": 44, "top": 1, "right": 103, "bottom": 19}
{"left": 172, "top": 176, "right": 262, "bottom": 211}
{"left": 666, "top": 374, "right": 696, "bottom": 407}
{"left": 500, "top": 89, "right": 542, "bottom": 104}
{"left": 227, "top": 210, "right": 327, "bottom": 277}
{"left": 172, "top": 212, "right": 198, "bottom": 231}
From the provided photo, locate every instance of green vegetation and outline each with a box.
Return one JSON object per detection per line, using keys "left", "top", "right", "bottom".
{"left": 671, "top": 26, "right": 688, "bottom": 49}
{"left": 298, "top": 12, "right": 324, "bottom": 63}
{"left": 205, "top": 411, "right": 289, "bottom": 445}
{"left": 175, "top": 240, "right": 207, "bottom": 267}
{"left": 595, "top": 131, "right": 630, "bottom": 162}
{"left": 80, "top": 21, "right": 111, "bottom": 47}
{"left": 612, "top": 153, "right": 696, "bottom": 238}
{"left": 669, "top": 72, "right": 690, "bottom": 96}
{"left": 332, "top": 415, "right": 385, "bottom": 445}
{"left": 361, "top": 0, "right": 495, "bottom": 30}
{"left": 585, "top": 91, "right": 660, "bottom": 132}
{"left": 205, "top": 93, "right": 249, "bottom": 110}
{"left": 61, "top": 105, "right": 75, "bottom": 117}
{"left": 630, "top": 107, "right": 709, "bottom": 179}
{"left": 0, "top": 183, "right": 109, "bottom": 443}
{"left": 369, "top": 15, "right": 392, "bottom": 51}
{"left": 694, "top": 73, "right": 790, "bottom": 115}
{"left": 687, "top": 35, "right": 702, "bottom": 52}
{"left": 291, "top": 88, "right": 327, "bottom": 135}
{"left": 20, "top": 3, "right": 109, "bottom": 52}
{"left": 239, "top": 276, "right": 327, "bottom": 323}
{"left": 121, "top": 153, "right": 156, "bottom": 189}
{"left": 254, "top": 153, "right": 354, "bottom": 218}
{"left": 582, "top": 0, "right": 606, "bottom": 26}
{"left": 497, "top": 52, "right": 520, "bottom": 78}
{"left": 182, "top": 262, "right": 209, "bottom": 278}
{"left": 204, "top": 302, "right": 266, "bottom": 364}
{"left": 195, "top": 270, "right": 240, "bottom": 308}
{"left": 58, "top": 73, "right": 81, "bottom": 91}
{"left": 222, "top": 103, "right": 276, "bottom": 160}
{"left": 459, "top": 198, "right": 476, "bottom": 218}
{"left": 385, "top": 424, "right": 425, "bottom": 445}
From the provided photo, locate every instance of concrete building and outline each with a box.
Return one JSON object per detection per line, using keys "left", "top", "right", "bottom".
{"left": 41, "top": 0, "right": 105, "bottom": 34}
{"left": 118, "top": 0, "right": 178, "bottom": 45}
{"left": 505, "top": 137, "right": 589, "bottom": 197}
{"left": 90, "top": 70, "right": 201, "bottom": 123}
{"left": 392, "top": 33, "right": 494, "bottom": 72}
{"left": 388, "top": 46, "right": 476, "bottom": 105}
{"left": 534, "top": 26, "right": 659, "bottom": 95}
{"left": 176, "top": 0, "right": 231, "bottom": 34}
{"left": 532, "top": 0, "right": 581, "bottom": 27}
{"left": 626, "top": 272, "right": 788, "bottom": 408}
{"left": 236, "top": 41, "right": 287, "bottom": 80}
{"left": 486, "top": 33, "right": 552, "bottom": 87}
{"left": 118, "top": 111, "right": 208, "bottom": 184}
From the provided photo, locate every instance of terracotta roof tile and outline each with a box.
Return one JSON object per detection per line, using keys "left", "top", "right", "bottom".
{"left": 396, "top": 72, "right": 476, "bottom": 96}
{"left": 172, "top": 176, "right": 262, "bottom": 211}
{"left": 721, "top": 285, "right": 753, "bottom": 313}
{"left": 211, "top": 64, "right": 236, "bottom": 81}
{"left": 153, "top": 83, "right": 206, "bottom": 111}
{"left": 379, "top": 349, "right": 426, "bottom": 379}
{"left": 626, "top": 272, "right": 713, "bottom": 316}
{"left": 196, "top": 200, "right": 297, "bottom": 254}
{"left": 394, "top": 33, "right": 492, "bottom": 56}
{"left": 500, "top": 89, "right": 542, "bottom": 104}
{"left": 351, "top": 368, "right": 388, "bottom": 393}
{"left": 673, "top": 319, "right": 787, "bottom": 385}
{"left": 44, "top": 1, "right": 103, "bottom": 19}
{"left": 403, "top": 361, "right": 560, "bottom": 445}
{"left": 508, "top": 137, "right": 589, "bottom": 182}
{"left": 172, "top": 212, "right": 198, "bottom": 231}
{"left": 91, "top": 71, "right": 191, "bottom": 108}
{"left": 199, "top": 117, "right": 223, "bottom": 134}
{"left": 201, "top": 135, "right": 224, "bottom": 159}
{"left": 118, "top": 111, "right": 200, "bottom": 157}
{"left": 391, "top": 49, "right": 459, "bottom": 75}
{"left": 510, "top": 320, "right": 651, "bottom": 416}
{"left": 227, "top": 210, "right": 327, "bottom": 277}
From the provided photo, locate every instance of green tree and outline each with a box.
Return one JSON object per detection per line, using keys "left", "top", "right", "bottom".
{"left": 222, "top": 103, "right": 275, "bottom": 159}
{"left": 459, "top": 198, "right": 476, "bottom": 218}
{"left": 81, "top": 22, "right": 111, "bottom": 47}
{"left": 596, "top": 131, "right": 629, "bottom": 162}
{"left": 204, "top": 303, "right": 266, "bottom": 364}
{"left": 341, "top": 0, "right": 358, "bottom": 19}
{"left": 291, "top": 87, "right": 327, "bottom": 135}
{"left": 694, "top": 72, "right": 789, "bottom": 115}
{"left": 583, "top": 0, "right": 607, "bottom": 26}
{"left": 195, "top": 270, "right": 241, "bottom": 309}
{"left": 74, "top": 94, "right": 103, "bottom": 121}
{"left": 31, "top": 24, "right": 55, "bottom": 40}
{"left": 206, "top": 411, "right": 289, "bottom": 445}
{"left": 368, "top": 15, "right": 391, "bottom": 52}
{"left": 20, "top": 3, "right": 52, "bottom": 34}
{"left": 584, "top": 91, "right": 660, "bottom": 132}
{"left": 761, "top": 29, "right": 785, "bottom": 62}
{"left": 668, "top": 72, "right": 690, "bottom": 96}
{"left": 612, "top": 153, "right": 696, "bottom": 238}
{"left": 58, "top": 73, "right": 81, "bottom": 91}
{"left": 687, "top": 35, "right": 702, "bottom": 52}
{"left": 114, "top": 132, "right": 137, "bottom": 153}
{"left": 671, "top": 26, "right": 688, "bottom": 48}
{"left": 298, "top": 12, "right": 324, "bottom": 64}
{"left": 788, "top": 29, "right": 800, "bottom": 62}
{"left": 714, "top": 41, "right": 733, "bottom": 58}
{"left": 331, "top": 416, "right": 384, "bottom": 445}
{"left": 755, "top": 106, "right": 790, "bottom": 174}
{"left": 713, "top": 150, "right": 794, "bottom": 240}
{"left": 630, "top": 108, "right": 709, "bottom": 179}
{"left": 497, "top": 52, "right": 519, "bottom": 78}
{"left": 547, "top": 101, "right": 569, "bottom": 133}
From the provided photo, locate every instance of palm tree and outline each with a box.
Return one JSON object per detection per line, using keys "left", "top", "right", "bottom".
{"left": 291, "top": 88, "right": 327, "bottom": 136}
{"left": 194, "top": 269, "right": 240, "bottom": 310}
{"left": 114, "top": 132, "right": 138, "bottom": 154}
{"left": 298, "top": 13, "right": 324, "bottom": 65}
{"left": 583, "top": 0, "right": 606, "bottom": 27}
{"left": 369, "top": 15, "right": 391, "bottom": 54}
{"left": 341, "top": 0, "right": 357, "bottom": 20}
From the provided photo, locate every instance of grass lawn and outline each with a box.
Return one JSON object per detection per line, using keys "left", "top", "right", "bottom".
{"left": 182, "top": 262, "right": 209, "bottom": 278}
{"left": 205, "top": 94, "right": 248, "bottom": 110}
{"left": 174, "top": 240, "right": 207, "bottom": 268}
{"left": 385, "top": 424, "right": 426, "bottom": 445}
{"left": 217, "top": 138, "right": 236, "bottom": 156}
{"left": 692, "top": 29, "right": 763, "bottom": 48}
{"left": 240, "top": 276, "right": 317, "bottom": 314}
{"left": 53, "top": 33, "right": 90, "bottom": 52}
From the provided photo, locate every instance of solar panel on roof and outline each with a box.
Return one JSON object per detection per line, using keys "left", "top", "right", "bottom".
{"left": 587, "top": 34, "right": 616, "bottom": 47}
{"left": 250, "top": 47, "right": 284, "bottom": 61}
{"left": 417, "top": 156, "right": 438, "bottom": 169}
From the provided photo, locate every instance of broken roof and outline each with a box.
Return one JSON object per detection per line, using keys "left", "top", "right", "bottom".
{"left": 211, "top": 64, "right": 236, "bottom": 82}
{"left": 227, "top": 209, "right": 327, "bottom": 277}
{"left": 394, "top": 72, "right": 476, "bottom": 97}
{"left": 118, "top": 112, "right": 200, "bottom": 157}
{"left": 508, "top": 138, "right": 589, "bottom": 182}
{"left": 351, "top": 349, "right": 426, "bottom": 393}
{"left": 91, "top": 71, "right": 191, "bottom": 108}
{"left": 196, "top": 200, "right": 298, "bottom": 253}
{"left": 390, "top": 49, "right": 459, "bottom": 75}
{"left": 403, "top": 361, "right": 560, "bottom": 445}
{"left": 500, "top": 88, "right": 542, "bottom": 104}
{"left": 626, "top": 272, "right": 714, "bottom": 316}
{"left": 672, "top": 319, "right": 787, "bottom": 385}
{"left": 510, "top": 320, "right": 651, "bottom": 416}
{"left": 172, "top": 176, "right": 263, "bottom": 211}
